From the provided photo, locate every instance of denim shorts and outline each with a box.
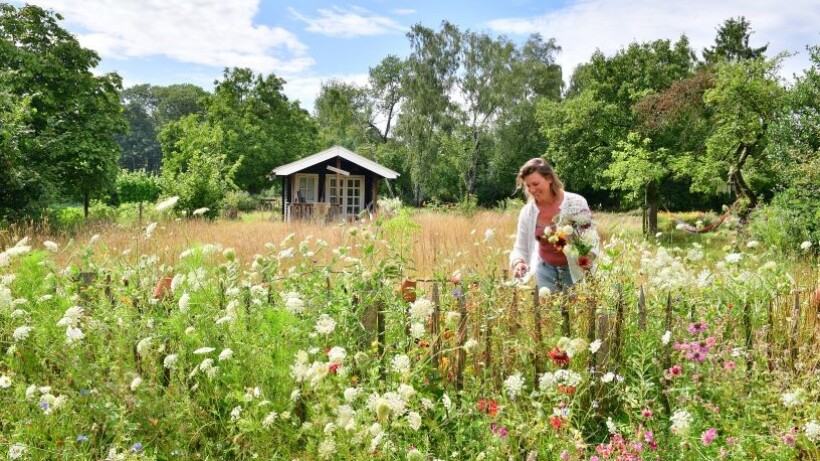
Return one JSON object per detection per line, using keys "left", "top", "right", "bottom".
{"left": 535, "top": 260, "right": 574, "bottom": 293}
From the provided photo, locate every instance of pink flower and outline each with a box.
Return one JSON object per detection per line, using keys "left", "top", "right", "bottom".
{"left": 560, "top": 451, "right": 569, "bottom": 460}
{"left": 641, "top": 409, "right": 653, "bottom": 419}
{"left": 688, "top": 322, "right": 707, "bottom": 335}
{"left": 701, "top": 428, "right": 717, "bottom": 446}
{"left": 590, "top": 457, "right": 600, "bottom": 461}
{"left": 724, "top": 361, "right": 736, "bottom": 371}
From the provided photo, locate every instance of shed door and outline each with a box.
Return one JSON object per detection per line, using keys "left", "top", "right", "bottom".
{"left": 327, "top": 176, "right": 364, "bottom": 218}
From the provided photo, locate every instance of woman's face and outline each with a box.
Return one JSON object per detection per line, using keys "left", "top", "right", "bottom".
{"left": 523, "top": 172, "right": 553, "bottom": 203}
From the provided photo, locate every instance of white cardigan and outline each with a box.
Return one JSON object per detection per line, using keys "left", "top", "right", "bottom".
{"left": 508, "top": 191, "right": 600, "bottom": 284}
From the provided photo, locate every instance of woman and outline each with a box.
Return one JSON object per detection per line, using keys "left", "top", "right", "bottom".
{"left": 509, "top": 158, "right": 599, "bottom": 292}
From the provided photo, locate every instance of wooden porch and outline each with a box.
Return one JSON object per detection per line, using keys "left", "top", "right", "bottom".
{"left": 286, "top": 202, "right": 345, "bottom": 222}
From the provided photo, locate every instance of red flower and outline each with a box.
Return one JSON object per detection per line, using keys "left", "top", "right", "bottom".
{"left": 557, "top": 385, "right": 576, "bottom": 396}
{"left": 328, "top": 363, "right": 340, "bottom": 374}
{"left": 549, "top": 346, "right": 570, "bottom": 367}
{"left": 550, "top": 416, "right": 564, "bottom": 430}
{"left": 578, "top": 255, "right": 593, "bottom": 270}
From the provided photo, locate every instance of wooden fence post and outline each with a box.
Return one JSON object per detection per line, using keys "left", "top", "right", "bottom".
{"left": 455, "top": 283, "right": 468, "bottom": 395}
{"left": 766, "top": 298, "right": 774, "bottom": 372}
{"left": 744, "top": 300, "right": 753, "bottom": 380}
{"left": 612, "top": 283, "right": 624, "bottom": 366}
{"left": 789, "top": 291, "right": 801, "bottom": 372}
{"left": 510, "top": 286, "right": 519, "bottom": 335}
{"left": 637, "top": 286, "right": 646, "bottom": 330}
{"left": 660, "top": 292, "right": 673, "bottom": 415}
{"left": 532, "top": 287, "right": 543, "bottom": 384}
{"left": 376, "top": 294, "right": 386, "bottom": 382}
{"left": 560, "top": 294, "right": 571, "bottom": 337}
{"left": 431, "top": 282, "right": 441, "bottom": 370}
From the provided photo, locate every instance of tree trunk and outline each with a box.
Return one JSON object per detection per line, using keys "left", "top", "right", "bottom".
{"left": 646, "top": 181, "right": 659, "bottom": 236}
{"left": 83, "top": 190, "right": 90, "bottom": 219}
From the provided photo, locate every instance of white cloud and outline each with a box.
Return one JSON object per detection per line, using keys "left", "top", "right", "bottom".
{"left": 288, "top": 5, "right": 406, "bottom": 37}
{"left": 487, "top": 0, "right": 820, "bottom": 86}
{"left": 33, "top": 0, "right": 314, "bottom": 75}
{"left": 393, "top": 8, "right": 416, "bottom": 16}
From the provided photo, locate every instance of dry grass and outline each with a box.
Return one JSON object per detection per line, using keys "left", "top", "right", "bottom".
{"left": 1, "top": 209, "right": 644, "bottom": 278}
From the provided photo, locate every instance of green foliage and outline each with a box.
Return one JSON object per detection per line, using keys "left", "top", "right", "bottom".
{"left": 204, "top": 68, "right": 319, "bottom": 193}
{"left": 0, "top": 3, "right": 126, "bottom": 218}
{"left": 222, "top": 190, "right": 259, "bottom": 213}
{"left": 115, "top": 169, "right": 162, "bottom": 204}
{"left": 159, "top": 115, "right": 240, "bottom": 217}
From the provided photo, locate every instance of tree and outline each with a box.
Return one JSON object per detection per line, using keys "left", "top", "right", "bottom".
{"left": 540, "top": 36, "right": 697, "bottom": 232}
{"left": 0, "top": 3, "right": 126, "bottom": 218}
{"left": 314, "top": 80, "right": 373, "bottom": 149}
{"left": 695, "top": 57, "right": 786, "bottom": 217}
{"left": 368, "top": 55, "right": 405, "bottom": 143}
{"left": 159, "top": 115, "right": 239, "bottom": 218}
{"left": 117, "top": 84, "right": 207, "bottom": 173}
{"left": 204, "top": 68, "right": 319, "bottom": 193}
{"left": 703, "top": 17, "right": 768, "bottom": 64}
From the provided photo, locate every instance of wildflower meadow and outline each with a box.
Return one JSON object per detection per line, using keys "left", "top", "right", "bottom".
{"left": 0, "top": 207, "right": 818, "bottom": 461}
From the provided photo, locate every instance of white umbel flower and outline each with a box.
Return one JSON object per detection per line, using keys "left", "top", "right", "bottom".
{"left": 155, "top": 196, "right": 179, "bottom": 212}
{"left": 504, "top": 373, "right": 525, "bottom": 400}
{"left": 13, "top": 325, "right": 32, "bottom": 341}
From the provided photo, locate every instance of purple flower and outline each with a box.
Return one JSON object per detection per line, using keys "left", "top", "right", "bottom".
{"left": 130, "top": 442, "right": 143, "bottom": 453}
{"left": 76, "top": 435, "right": 88, "bottom": 442}
{"left": 701, "top": 428, "right": 717, "bottom": 446}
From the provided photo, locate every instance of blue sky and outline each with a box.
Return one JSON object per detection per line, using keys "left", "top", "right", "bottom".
{"left": 18, "top": 0, "right": 820, "bottom": 112}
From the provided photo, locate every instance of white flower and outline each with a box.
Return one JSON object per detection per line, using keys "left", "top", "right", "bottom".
{"left": 409, "top": 298, "right": 435, "bottom": 321}
{"left": 606, "top": 417, "right": 617, "bottom": 434}
{"left": 56, "top": 305, "right": 84, "bottom": 327}
{"left": 218, "top": 348, "right": 234, "bottom": 361}
{"left": 145, "top": 221, "right": 158, "bottom": 239}
{"left": 155, "top": 196, "right": 179, "bottom": 212}
{"left": 163, "top": 354, "right": 178, "bottom": 369}
{"left": 391, "top": 354, "right": 411, "bottom": 374}
{"left": 601, "top": 372, "right": 615, "bottom": 383}
{"left": 670, "top": 409, "right": 693, "bottom": 434}
{"left": 136, "top": 337, "right": 153, "bottom": 357}
{"left": 328, "top": 347, "right": 346, "bottom": 365}
{"left": 262, "top": 411, "right": 278, "bottom": 428}
{"left": 8, "top": 443, "right": 25, "bottom": 459}
{"left": 589, "top": 339, "right": 602, "bottom": 354}
{"left": 194, "top": 347, "right": 215, "bottom": 355}
{"left": 0, "top": 374, "right": 11, "bottom": 388}
{"left": 504, "top": 373, "right": 525, "bottom": 400}
{"left": 130, "top": 376, "right": 143, "bottom": 391}
{"left": 410, "top": 322, "right": 426, "bottom": 339}
{"left": 192, "top": 207, "right": 209, "bottom": 216}
{"left": 407, "top": 411, "right": 422, "bottom": 431}
{"left": 44, "top": 240, "right": 59, "bottom": 252}
{"left": 484, "top": 228, "right": 495, "bottom": 242}
{"left": 442, "top": 393, "right": 452, "bottom": 411}
{"left": 724, "top": 253, "right": 742, "bottom": 264}
{"left": 25, "top": 384, "right": 36, "bottom": 399}
{"left": 318, "top": 439, "right": 336, "bottom": 460}
{"left": 746, "top": 240, "right": 759, "bottom": 248}
{"left": 463, "top": 338, "right": 478, "bottom": 351}
{"left": 538, "top": 287, "right": 550, "bottom": 298}
{"left": 337, "top": 388, "right": 358, "bottom": 406}
{"left": 65, "top": 326, "right": 85, "bottom": 343}
{"left": 805, "top": 420, "right": 820, "bottom": 443}
{"left": 800, "top": 241, "right": 813, "bottom": 251}
{"left": 314, "top": 314, "right": 337, "bottom": 335}
{"left": 230, "top": 405, "right": 242, "bottom": 421}
{"left": 281, "top": 292, "right": 305, "bottom": 314}
{"left": 13, "top": 325, "right": 32, "bottom": 341}
{"left": 178, "top": 292, "right": 190, "bottom": 312}
{"left": 662, "top": 330, "right": 672, "bottom": 345}
{"left": 781, "top": 389, "right": 804, "bottom": 408}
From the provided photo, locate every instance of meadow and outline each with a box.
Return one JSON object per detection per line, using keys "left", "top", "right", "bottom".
{"left": 0, "top": 206, "right": 818, "bottom": 460}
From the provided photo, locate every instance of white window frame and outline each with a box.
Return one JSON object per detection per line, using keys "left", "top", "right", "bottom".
{"left": 293, "top": 173, "right": 318, "bottom": 203}
{"left": 325, "top": 175, "right": 365, "bottom": 217}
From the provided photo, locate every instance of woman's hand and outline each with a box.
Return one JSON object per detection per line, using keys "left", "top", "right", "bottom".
{"left": 513, "top": 261, "right": 529, "bottom": 278}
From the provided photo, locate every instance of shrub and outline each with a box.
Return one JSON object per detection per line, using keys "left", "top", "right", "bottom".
{"left": 115, "top": 169, "right": 162, "bottom": 204}
{"left": 749, "top": 189, "right": 820, "bottom": 254}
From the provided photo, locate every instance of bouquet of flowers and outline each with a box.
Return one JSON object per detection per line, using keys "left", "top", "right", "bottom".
{"left": 541, "top": 211, "right": 597, "bottom": 270}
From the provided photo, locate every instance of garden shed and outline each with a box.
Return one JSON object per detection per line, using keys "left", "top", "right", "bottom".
{"left": 268, "top": 145, "right": 400, "bottom": 222}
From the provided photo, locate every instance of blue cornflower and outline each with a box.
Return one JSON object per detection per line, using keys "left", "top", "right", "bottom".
{"left": 76, "top": 435, "right": 88, "bottom": 442}
{"left": 130, "top": 442, "right": 143, "bottom": 453}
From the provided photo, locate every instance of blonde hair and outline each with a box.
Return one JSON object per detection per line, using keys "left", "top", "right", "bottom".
{"left": 516, "top": 158, "right": 563, "bottom": 197}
